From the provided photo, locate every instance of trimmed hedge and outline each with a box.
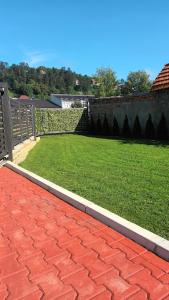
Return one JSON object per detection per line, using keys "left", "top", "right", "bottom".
{"left": 36, "top": 108, "right": 88, "bottom": 135}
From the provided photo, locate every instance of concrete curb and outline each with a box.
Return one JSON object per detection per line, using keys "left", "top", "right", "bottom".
{"left": 6, "top": 161, "right": 169, "bottom": 261}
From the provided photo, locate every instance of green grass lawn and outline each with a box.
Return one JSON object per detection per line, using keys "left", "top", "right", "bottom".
{"left": 21, "top": 134, "right": 169, "bottom": 239}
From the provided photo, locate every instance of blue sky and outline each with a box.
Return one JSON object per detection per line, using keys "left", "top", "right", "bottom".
{"left": 1, "top": 0, "right": 169, "bottom": 79}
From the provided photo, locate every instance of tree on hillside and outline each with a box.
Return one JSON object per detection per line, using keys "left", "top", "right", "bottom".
{"left": 121, "top": 71, "right": 152, "bottom": 95}
{"left": 94, "top": 67, "right": 119, "bottom": 97}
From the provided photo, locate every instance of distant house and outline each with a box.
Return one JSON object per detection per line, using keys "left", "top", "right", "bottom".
{"left": 50, "top": 94, "right": 93, "bottom": 109}
{"left": 11, "top": 98, "right": 60, "bottom": 109}
{"left": 19, "top": 95, "right": 30, "bottom": 100}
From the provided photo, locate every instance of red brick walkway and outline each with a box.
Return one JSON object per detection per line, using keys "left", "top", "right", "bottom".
{"left": 0, "top": 167, "right": 169, "bottom": 299}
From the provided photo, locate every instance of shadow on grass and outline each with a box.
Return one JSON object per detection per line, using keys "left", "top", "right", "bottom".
{"left": 77, "top": 133, "right": 169, "bottom": 147}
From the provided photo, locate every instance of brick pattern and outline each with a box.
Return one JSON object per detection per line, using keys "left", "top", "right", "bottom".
{"left": 0, "top": 166, "right": 169, "bottom": 299}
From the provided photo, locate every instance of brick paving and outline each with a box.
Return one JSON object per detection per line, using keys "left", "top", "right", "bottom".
{"left": 0, "top": 166, "right": 169, "bottom": 300}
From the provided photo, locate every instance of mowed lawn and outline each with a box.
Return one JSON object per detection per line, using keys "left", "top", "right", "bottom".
{"left": 21, "top": 134, "right": 169, "bottom": 239}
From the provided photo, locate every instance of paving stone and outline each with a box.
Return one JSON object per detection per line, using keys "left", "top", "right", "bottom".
{"left": 95, "top": 269, "right": 140, "bottom": 298}
{"left": 63, "top": 269, "right": 106, "bottom": 299}
{"left": 128, "top": 269, "right": 169, "bottom": 299}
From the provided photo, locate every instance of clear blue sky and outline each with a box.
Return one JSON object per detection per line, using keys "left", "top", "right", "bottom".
{"left": 1, "top": 0, "right": 169, "bottom": 79}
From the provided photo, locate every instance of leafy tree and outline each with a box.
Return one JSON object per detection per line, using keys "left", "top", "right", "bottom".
{"left": 94, "top": 67, "right": 119, "bottom": 97}
{"left": 122, "top": 71, "right": 152, "bottom": 95}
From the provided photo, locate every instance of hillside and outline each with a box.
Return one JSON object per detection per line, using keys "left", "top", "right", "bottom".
{"left": 0, "top": 61, "right": 93, "bottom": 99}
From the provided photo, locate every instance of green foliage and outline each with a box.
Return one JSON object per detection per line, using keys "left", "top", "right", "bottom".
{"left": 0, "top": 61, "right": 93, "bottom": 99}
{"left": 35, "top": 108, "right": 88, "bottom": 134}
{"left": 94, "top": 67, "right": 119, "bottom": 97}
{"left": 122, "top": 71, "right": 152, "bottom": 95}
{"left": 145, "top": 114, "right": 155, "bottom": 139}
{"left": 71, "top": 101, "right": 83, "bottom": 108}
{"left": 21, "top": 134, "right": 169, "bottom": 239}
{"left": 133, "top": 115, "right": 142, "bottom": 138}
{"left": 157, "top": 113, "right": 168, "bottom": 140}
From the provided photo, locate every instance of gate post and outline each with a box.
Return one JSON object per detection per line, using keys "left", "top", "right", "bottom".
{"left": 0, "top": 83, "right": 13, "bottom": 161}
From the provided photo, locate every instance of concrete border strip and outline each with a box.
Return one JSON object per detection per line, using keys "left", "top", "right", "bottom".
{"left": 6, "top": 161, "right": 169, "bottom": 261}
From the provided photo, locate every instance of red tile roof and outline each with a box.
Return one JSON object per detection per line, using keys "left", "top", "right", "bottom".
{"left": 151, "top": 64, "right": 169, "bottom": 91}
{"left": 19, "top": 95, "right": 30, "bottom": 100}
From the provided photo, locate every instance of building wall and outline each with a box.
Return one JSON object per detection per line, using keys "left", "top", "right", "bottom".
{"left": 89, "top": 90, "right": 169, "bottom": 135}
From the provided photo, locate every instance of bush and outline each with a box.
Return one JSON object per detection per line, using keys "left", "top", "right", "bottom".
{"left": 71, "top": 101, "right": 82, "bottom": 108}
{"left": 102, "top": 113, "right": 110, "bottom": 135}
{"left": 112, "top": 117, "right": 120, "bottom": 136}
{"left": 90, "top": 115, "right": 96, "bottom": 134}
{"left": 122, "top": 115, "right": 131, "bottom": 137}
{"left": 145, "top": 114, "right": 155, "bottom": 139}
{"left": 157, "top": 113, "right": 168, "bottom": 140}
{"left": 96, "top": 115, "right": 102, "bottom": 134}
{"left": 133, "top": 115, "right": 142, "bottom": 138}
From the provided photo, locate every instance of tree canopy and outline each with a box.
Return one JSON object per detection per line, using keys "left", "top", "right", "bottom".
{"left": 0, "top": 61, "right": 153, "bottom": 99}
{"left": 94, "top": 67, "right": 119, "bottom": 97}
{"left": 121, "top": 71, "right": 152, "bottom": 95}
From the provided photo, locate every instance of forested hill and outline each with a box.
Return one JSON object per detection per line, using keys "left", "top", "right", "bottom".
{"left": 0, "top": 62, "right": 93, "bottom": 99}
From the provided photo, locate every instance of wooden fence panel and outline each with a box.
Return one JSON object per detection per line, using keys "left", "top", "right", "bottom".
{"left": 10, "top": 100, "right": 35, "bottom": 147}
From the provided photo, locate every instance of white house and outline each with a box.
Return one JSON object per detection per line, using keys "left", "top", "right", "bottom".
{"left": 50, "top": 94, "right": 93, "bottom": 109}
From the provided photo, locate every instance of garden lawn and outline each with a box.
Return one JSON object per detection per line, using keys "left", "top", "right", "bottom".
{"left": 21, "top": 134, "right": 169, "bottom": 239}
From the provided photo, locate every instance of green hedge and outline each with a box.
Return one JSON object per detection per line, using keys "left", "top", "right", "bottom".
{"left": 35, "top": 108, "right": 88, "bottom": 135}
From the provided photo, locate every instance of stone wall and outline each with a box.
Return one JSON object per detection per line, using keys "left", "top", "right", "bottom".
{"left": 89, "top": 89, "right": 169, "bottom": 138}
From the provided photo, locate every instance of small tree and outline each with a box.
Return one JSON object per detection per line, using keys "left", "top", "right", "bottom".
{"left": 145, "top": 114, "right": 155, "bottom": 139}
{"left": 133, "top": 115, "right": 142, "bottom": 138}
{"left": 122, "top": 115, "right": 131, "bottom": 137}
{"left": 71, "top": 101, "right": 82, "bottom": 108}
{"left": 102, "top": 113, "right": 110, "bottom": 135}
{"left": 122, "top": 71, "right": 152, "bottom": 95}
{"left": 112, "top": 117, "right": 120, "bottom": 136}
{"left": 157, "top": 113, "right": 168, "bottom": 140}
{"left": 96, "top": 115, "right": 102, "bottom": 134}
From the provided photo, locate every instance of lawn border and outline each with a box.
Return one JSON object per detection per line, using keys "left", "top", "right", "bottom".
{"left": 6, "top": 161, "right": 169, "bottom": 261}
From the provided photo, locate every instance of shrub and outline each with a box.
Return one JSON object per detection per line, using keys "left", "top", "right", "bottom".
{"left": 112, "top": 117, "right": 120, "bottom": 136}
{"left": 145, "top": 114, "right": 155, "bottom": 139}
{"left": 102, "top": 113, "right": 110, "bottom": 135}
{"left": 133, "top": 115, "right": 142, "bottom": 138}
{"left": 157, "top": 113, "right": 168, "bottom": 140}
{"left": 122, "top": 115, "right": 131, "bottom": 137}
{"left": 90, "top": 115, "right": 96, "bottom": 133}
{"left": 96, "top": 115, "right": 102, "bottom": 134}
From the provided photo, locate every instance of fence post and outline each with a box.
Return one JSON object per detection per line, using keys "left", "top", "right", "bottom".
{"left": 32, "top": 105, "right": 36, "bottom": 140}
{"left": 0, "top": 83, "right": 13, "bottom": 161}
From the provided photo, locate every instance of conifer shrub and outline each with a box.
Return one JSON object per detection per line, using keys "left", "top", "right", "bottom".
{"left": 157, "top": 113, "right": 168, "bottom": 140}
{"left": 102, "top": 113, "right": 110, "bottom": 135}
{"left": 96, "top": 114, "right": 102, "bottom": 134}
{"left": 145, "top": 114, "right": 155, "bottom": 139}
{"left": 112, "top": 117, "right": 120, "bottom": 136}
{"left": 122, "top": 115, "right": 131, "bottom": 137}
{"left": 133, "top": 115, "right": 142, "bottom": 138}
